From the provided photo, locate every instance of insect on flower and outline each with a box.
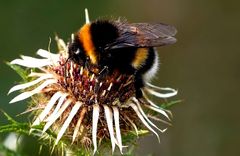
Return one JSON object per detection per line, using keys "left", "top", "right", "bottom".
{"left": 8, "top": 9, "right": 178, "bottom": 154}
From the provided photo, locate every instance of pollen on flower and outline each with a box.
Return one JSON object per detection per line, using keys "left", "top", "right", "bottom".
{"left": 8, "top": 9, "right": 177, "bottom": 155}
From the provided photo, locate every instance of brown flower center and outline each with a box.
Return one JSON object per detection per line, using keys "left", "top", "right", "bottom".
{"left": 54, "top": 57, "right": 136, "bottom": 106}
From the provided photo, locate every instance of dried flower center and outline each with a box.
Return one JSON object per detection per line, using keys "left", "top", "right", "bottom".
{"left": 53, "top": 56, "right": 136, "bottom": 106}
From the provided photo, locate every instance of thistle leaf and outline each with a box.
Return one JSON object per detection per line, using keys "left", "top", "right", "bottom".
{"left": 0, "top": 109, "right": 17, "bottom": 124}
{"left": 6, "top": 62, "right": 29, "bottom": 81}
{"left": 160, "top": 100, "right": 182, "bottom": 109}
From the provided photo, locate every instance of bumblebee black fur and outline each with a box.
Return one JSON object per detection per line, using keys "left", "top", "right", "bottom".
{"left": 68, "top": 19, "right": 177, "bottom": 98}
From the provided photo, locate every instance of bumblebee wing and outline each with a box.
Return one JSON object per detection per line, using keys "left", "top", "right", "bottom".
{"left": 106, "top": 22, "right": 177, "bottom": 49}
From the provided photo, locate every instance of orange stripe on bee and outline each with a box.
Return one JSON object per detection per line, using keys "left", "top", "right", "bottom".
{"left": 78, "top": 24, "right": 97, "bottom": 64}
{"left": 132, "top": 48, "right": 148, "bottom": 69}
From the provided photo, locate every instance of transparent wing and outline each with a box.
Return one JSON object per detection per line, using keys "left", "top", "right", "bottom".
{"left": 106, "top": 22, "right": 177, "bottom": 49}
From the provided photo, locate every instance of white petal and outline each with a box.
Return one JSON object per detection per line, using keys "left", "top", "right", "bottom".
{"left": 112, "top": 106, "right": 123, "bottom": 154}
{"left": 8, "top": 74, "right": 53, "bottom": 94}
{"left": 28, "top": 72, "right": 48, "bottom": 77}
{"left": 142, "top": 90, "right": 172, "bottom": 118}
{"left": 9, "top": 79, "right": 57, "bottom": 103}
{"left": 42, "top": 99, "right": 72, "bottom": 133}
{"left": 45, "top": 93, "right": 68, "bottom": 121}
{"left": 144, "top": 87, "right": 177, "bottom": 98}
{"left": 145, "top": 83, "right": 178, "bottom": 97}
{"left": 36, "top": 49, "right": 59, "bottom": 59}
{"left": 11, "top": 57, "right": 52, "bottom": 68}
{"left": 142, "top": 90, "right": 161, "bottom": 108}
{"left": 146, "top": 82, "right": 177, "bottom": 92}
{"left": 103, "top": 105, "right": 116, "bottom": 153}
{"left": 72, "top": 106, "right": 86, "bottom": 143}
{"left": 92, "top": 104, "right": 100, "bottom": 154}
{"left": 32, "top": 91, "right": 62, "bottom": 126}
{"left": 146, "top": 82, "right": 167, "bottom": 89}
{"left": 56, "top": 36, "right": 68, "bottom": 53}
{"left": 147, "top": 114, "right": 172, "bottom": 126}
{"left": 20, "top": 55, "right": 42, "bottom": 61}
{"left": 55, "top": 102, "right": 81, "bottom": 144}
{"left": 85, "top": 8, "right": 90, "bottom": 24}
{"left": 144, "top": 104, "right": 171, "bottom": 121}
{"left": 129, "top": 103, "right": 160, "bottom": 142}
{"left": 132, "top": 98, "right": 167, "bottom": 133}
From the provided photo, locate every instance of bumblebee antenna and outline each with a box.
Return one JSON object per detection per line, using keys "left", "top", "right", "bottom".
{"left": 85, "top": 8, "right": 90, "bottom": 24}
{"left": 98, "top": 66, "right": 108, "bottom": 76}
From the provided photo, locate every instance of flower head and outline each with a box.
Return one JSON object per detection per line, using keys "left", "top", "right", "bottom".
{"left": 8, "top": 9, "right": 177, "bottom": 154}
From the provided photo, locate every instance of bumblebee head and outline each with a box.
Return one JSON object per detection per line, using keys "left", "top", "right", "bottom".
{"left": 68, "top": 21, "right": 119, "bottom": 67}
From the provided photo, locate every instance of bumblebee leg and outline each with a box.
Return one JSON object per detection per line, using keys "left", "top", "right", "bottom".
{"left": 134, "top": 73, "right": 144, "bottom": 98}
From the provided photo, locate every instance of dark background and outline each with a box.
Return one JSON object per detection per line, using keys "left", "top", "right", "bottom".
{"left": 0, "top": 0, "right": 239, "bottom": 156}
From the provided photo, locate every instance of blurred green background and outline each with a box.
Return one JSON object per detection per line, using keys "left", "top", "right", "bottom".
{"left": 0, "top": 0, "right": 239, "bottom": 156}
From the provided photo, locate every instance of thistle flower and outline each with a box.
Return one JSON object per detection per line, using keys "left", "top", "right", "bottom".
{"left": 8, "top": 9, "right": 177, "bottom": 155}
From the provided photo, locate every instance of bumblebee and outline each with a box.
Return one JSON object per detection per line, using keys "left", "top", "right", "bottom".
{"left": 68, "top": 19, "right": 177, "bottom": 97}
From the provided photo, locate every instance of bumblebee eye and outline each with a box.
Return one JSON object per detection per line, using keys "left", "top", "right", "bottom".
{"left": 75, "top": 49, "right": 80, "bottom": 55}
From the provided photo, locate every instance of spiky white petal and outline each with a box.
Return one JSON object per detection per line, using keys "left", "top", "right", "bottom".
{"left": 45, "top": 93, "right": 68, "bottom": 121}
{"left": 42, "top": 99, "right": 72, "bottom": 133}
{"left": 112, "top": 106, "right": 123, "bottom": 154}
{"left": 10, "top": 57, "right": 52, "bottom": 68}
{"left": 28, "top": 72, "right": 49, "bottom": 78}
{"left": 55, "top": 36, "right": 68, "bottom": 54}
{"left": 32, "top": 91, "right": 62, "bottom": 126}
{"left": 85, "top": 8, "right": 90, "bottom": 24}
{"left": 141, "top": 90, "right": 161, "bottom": 108}
{"left": 144, "top": 87, "right": 177, "bottom": 98}
{"left": 10, "top": 48, "right": 60, "bottom": 68}
{"left": 55, "top": 102, "right": 82, "bottom": 144}
{"left": 145, "top": 83, "right": 178, "bottom": 98}
{"left": 8, "top": 74, "right": 53, "bottom": 94}
{"left": 103, "top": 105, "right": 116, "bottom": 153}
{"left": 36, "top": 49, "right": 59, "bottom": 59}
{"left": 142, "top": 90, "right": 173, "bottom": 118}
{"left": 147, "top": 114, "right": 172, "bottom": 126}
{"left": 9, "top": 79, "right": 57, "bottom": 104}
{"left": 72, "top": 106, "right": 86, "bottom": 143}
{"left": 144, "top": 104, "right": 171, "bottom": 121}
{"left": 132, "top": 98, "right": 167, "bottom": 133}
{"left": 146, "top": 82, "right": 175, "bottom": 91}
{"left": 92, "top": 104, "right": 100, "bottom": 154}
{"left": 129, "top": 103, "right": 160, "bottom": 142}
